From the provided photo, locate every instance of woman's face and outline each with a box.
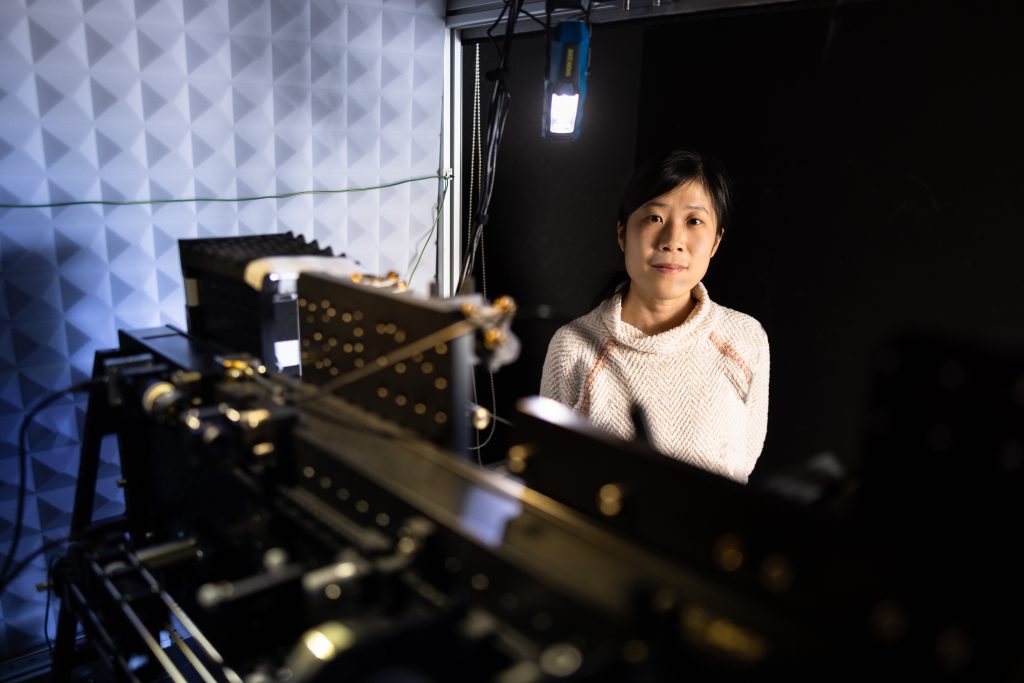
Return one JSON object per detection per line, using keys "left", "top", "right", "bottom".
{"left": 616, "top": 180, "right": 722, "bottom": 307}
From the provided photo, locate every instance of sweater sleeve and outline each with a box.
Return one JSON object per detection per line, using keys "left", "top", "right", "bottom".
{"left": 741, "top": 326, "right": 771, "bottom": 480}
{"left": 539, "top": 327, "right": 581, "bottom": 408}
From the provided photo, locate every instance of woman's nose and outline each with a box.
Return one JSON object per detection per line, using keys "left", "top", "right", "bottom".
{"left": 658, "top": 224, "right": 685, "bottom": 251}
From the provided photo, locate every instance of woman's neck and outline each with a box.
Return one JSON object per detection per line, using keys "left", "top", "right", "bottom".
{"left": 620, "top": 287, "right": 697, "bottom": 335}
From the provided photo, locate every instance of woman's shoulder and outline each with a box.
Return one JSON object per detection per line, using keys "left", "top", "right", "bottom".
{"left": 706, "top": 300, "right": 769, "bottom": 350}
{"left": 547, "top": 301, "right": 610, "bottom": 353}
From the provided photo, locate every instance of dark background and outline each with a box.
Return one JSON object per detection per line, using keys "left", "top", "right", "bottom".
{"left": 462, "top": 0, "right": 1024, "bottom": 482}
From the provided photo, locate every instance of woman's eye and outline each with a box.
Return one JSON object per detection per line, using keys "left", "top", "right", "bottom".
{"left": 689, "top": 217, "right": 703, "bottom": 225}
{"left": 647, "top": 215, "right": 663, "bottom": 223}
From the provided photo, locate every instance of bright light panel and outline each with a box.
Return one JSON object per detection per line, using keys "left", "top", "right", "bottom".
{"left": 548, "top": 93, "right": 580, "bottom": 134}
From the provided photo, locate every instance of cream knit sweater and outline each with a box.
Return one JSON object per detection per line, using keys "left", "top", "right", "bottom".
{"left": 539, "top": 284, "right": 769, "bottom": 483}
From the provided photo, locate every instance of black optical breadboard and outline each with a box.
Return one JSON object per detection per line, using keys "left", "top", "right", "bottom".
{"left": 179, "top": 232, "right": 333, "bottom": 363}
{"left": 297, "top": 273, "right": 473, "bottom": 453}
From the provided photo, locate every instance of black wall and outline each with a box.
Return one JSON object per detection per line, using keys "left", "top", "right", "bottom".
{"left": 463, "top": 0, "right": 1024, "bottom": 479}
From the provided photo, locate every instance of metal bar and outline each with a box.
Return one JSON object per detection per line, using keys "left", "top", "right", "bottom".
{"left": 69, "top": 584, "right": 141, "bottom": 682}
{"left": 168, "top": 628, "right": 220, "bottom": 683}
{"left": 132, "top": 559, "right": 230, "bottom": 668}
{"left": 69, "top": 348, "right": 120, "bottom": 535}
{"left": 94, "top": 561, "right": 189, "bottom": 683}
{"left": 116, "top": 607, "right": 188, "bottom": 683}
{"left": 134, "top": 538, "right": 198, "bottom": 569}
{"left": 439, "top": 28, "right": 464, "bottom": 298}
{"left": 157, "top": 592, "right": 228, "bottom": 666}
{"left": 53, "top": 348, "right": 122, "bottom": 682}
{"left": 447, "top": 0, "right": 807, "bottom": 32}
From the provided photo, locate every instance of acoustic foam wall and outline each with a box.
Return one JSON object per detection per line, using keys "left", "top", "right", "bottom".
{"left": 0, "top": 0, "right": 445, "bottom": 658}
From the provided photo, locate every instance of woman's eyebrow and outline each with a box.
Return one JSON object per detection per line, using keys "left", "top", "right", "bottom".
{"left": 641, "top": 201, "right": 709, "bottom": 213}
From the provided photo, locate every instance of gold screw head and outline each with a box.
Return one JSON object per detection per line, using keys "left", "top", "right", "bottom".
{"left": 483, "top": 329, "right": 504, "bottom": 349}
{"left": 494, "top": 296, "right": 516, "bottom": 314}
{"left": 597, "top": 484, "right": 623, "bottom": 516}
{"left": 472, "top": 406, "right": 491, "bottom": 430}
{"left": 759, "top": 554, "right": 794, "bottom": 592}
{"left": 714, "top": 534, "right": 744, "bottom": 572}
{"left": 507, "top": 444, "right": 530, "bottom": 473}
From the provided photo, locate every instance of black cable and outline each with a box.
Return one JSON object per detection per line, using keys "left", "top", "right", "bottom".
{"left": 1, "top": 381, "right": 97, "bottom": 588}
{"left": 458, "top": 0, "right": 525, "bottom": 295}
{"left": 520, "top": 8, "right": 547, "bottom": 29}
{"left": 486, "top": 0, "right": 512, "bottom": 61}
{"left": 44, "top": 553, "right": 58, "bottom": 653}
{"left": 0, "top": 534, "right": 71, "bottom": 596}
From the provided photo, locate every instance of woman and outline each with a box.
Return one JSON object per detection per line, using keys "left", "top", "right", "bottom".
{"left": 540, "top": 148, "right": 769, "bottom": 483}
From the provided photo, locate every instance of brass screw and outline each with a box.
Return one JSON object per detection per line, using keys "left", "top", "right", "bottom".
{"left": 483, "top": 329, "right": 504, "bottom": 349}
{"left": 869, "top": 600, "right": 909, "bottom": 643}
{"left": 508, "top": 444, "right": 530, "bottom": 473}
{"left": 494, "top": 296, "right": 516, "bottom": 314}
{"left": 714, "top": 534, "right": 744, "bottom": 572}
{"left": 597, "top": 484, "right": 623, "bottom": 516}
{"left": 472, "top": 406, "right": 491, "bottom": 430}
{"left": 759, "top": 554, "right": 794, "bottom": 592}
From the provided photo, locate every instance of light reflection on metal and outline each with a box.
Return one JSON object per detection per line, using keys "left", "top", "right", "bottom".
{"left": 458, "top": 483, "right": 525, "bottom": 548}
{"left": 681, "top": 606, "right": 768, "bottom": 662}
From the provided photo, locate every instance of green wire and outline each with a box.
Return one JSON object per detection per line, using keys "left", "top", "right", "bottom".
{"left": 0, "top": 174, "right": 442, "bottom": 209}
{"left": 406, "top": 175, "right": 450, "bottom": 285}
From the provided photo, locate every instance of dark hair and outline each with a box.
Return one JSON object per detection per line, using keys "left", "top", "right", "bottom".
{"left": 593, "top": 149, "right": 733, "bottom": 306}
{"left": 617, "top": 148, "right": 732, "bottom": 235}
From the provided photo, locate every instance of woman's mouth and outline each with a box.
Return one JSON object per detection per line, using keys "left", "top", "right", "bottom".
{"left": 652, "top": 264, "right": 686, "bottom": 273}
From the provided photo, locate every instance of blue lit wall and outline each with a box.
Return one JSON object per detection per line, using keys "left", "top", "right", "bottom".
{"left": 0, "top": 0, "right": 445, "bottom": 658}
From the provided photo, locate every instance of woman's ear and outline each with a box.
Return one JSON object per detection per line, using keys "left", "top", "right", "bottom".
{"left": 616, "top": 223, "right": 625, "bottom": 252}
{"left": 711, "top": 230, "right": 724, "bottom": 257}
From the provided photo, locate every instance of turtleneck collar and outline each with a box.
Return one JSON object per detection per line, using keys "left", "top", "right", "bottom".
{"left": 601, "top": 282, "right": 714, "bottom": 354}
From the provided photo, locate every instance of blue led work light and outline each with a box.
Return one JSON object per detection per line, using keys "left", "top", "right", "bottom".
{"left": 543, "top": 20, "right": 590, "bottom": 140}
